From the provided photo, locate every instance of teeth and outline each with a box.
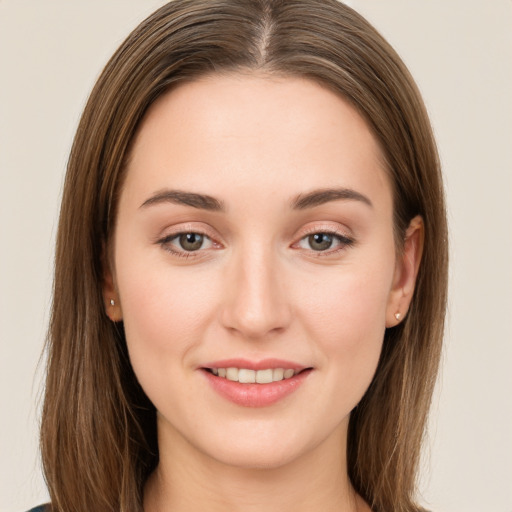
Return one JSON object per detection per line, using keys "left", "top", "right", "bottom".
{"left": 226, "top": 367, "right": 239, "bottom": 381}
{"left": 211, "top": 367, "right": 301, "bottom": 383}
{"left": 256, "top": 369, "right": 273, "bottom": 384}
{"left": 239, "top": 369, "right": 256, "bottom": 383}
{"left": 272, "top": 368, "right": 284, "bottom": 381}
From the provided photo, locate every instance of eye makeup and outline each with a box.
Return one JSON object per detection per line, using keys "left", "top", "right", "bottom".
{"left": 155, "top": 224, "right": 355, "bottom": 261}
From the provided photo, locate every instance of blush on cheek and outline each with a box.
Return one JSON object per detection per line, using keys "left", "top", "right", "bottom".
{"left": 119, "top": 265, "right": 221, "bottom": 360}
{"left": 301, "top": 270, "right": 388, "bottom": 385}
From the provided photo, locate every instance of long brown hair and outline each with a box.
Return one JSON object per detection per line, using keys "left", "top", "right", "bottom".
{"left": 41, "top": 1, "right": 448, "bottom": 511}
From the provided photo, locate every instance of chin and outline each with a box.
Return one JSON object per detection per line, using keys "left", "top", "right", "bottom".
{"left": 209, "top": 441, "right": 306, "bottom": 471}
{"left": 194, "top": 420, "right": 342, "bottom": 472}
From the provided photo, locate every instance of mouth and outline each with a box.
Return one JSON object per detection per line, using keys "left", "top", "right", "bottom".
{"left": 202, "top": 367, "right": 309, "bottom": 383}
{"left": 200, "top": 359, "right": 313, "bottom": 407}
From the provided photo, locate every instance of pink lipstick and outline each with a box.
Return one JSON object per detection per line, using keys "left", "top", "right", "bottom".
{"left": 200, "top": 358, "right": 312, "bottom": 407}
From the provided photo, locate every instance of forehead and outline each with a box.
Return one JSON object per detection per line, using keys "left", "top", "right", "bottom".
{"left": 123, "top": 73, "right": 391, "bottom": 212}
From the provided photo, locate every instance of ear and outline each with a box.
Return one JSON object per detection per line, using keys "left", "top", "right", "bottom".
{"left": 385, "top": 215, "right": 424, "bottom": 327}
{"left": 102, "top": 244, "right": 123, "bottom": 322}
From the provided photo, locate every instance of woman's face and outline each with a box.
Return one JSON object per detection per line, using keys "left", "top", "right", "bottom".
{"left": 106, "top": 73, "right": 414, "bottom": 469}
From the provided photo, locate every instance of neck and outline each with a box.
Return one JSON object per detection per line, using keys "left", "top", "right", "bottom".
{"left": 144, "top": 417, "right": 365, "bottom": 512}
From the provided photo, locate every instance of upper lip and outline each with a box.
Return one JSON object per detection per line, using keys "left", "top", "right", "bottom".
{"left": 200, "top": 358, "right": 310, "bottom": 372}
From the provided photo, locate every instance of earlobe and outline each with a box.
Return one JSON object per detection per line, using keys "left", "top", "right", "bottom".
{"left": 106, "top": 296, "right": 122, "bottom": 322}
{"left": 102, "top": 246, "right": 123, "bottom": 322}
{"left": 386, "top": 215, "right": 424, "bottom": 327}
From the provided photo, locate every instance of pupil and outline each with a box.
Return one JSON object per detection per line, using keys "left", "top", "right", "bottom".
{"left": 309, "top": 233, "right": 333, "bottom": 251}
{"left": 180, "top": 233, "right": 203, "bottom": 251}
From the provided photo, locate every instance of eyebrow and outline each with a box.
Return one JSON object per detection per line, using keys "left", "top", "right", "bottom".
{"left": 140, "top": 190, "right": 225, "bottom": 211}
{"left": 140, "top": 186, "right": 372, "bottom": 212}
{"left": 291, "top": 187, "right": 373, "bottom": 210}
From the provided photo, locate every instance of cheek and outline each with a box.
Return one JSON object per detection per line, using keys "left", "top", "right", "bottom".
{"left": 295, "top": 258, "right": 394, "bottom": 391}
{"left": 115, "top": 258, "right": 225, "bottom": 419}
{"left": 115, "top": 252, "right": 219, "bottom": 368}
{"left": 300, "top": 261, "right": 392, "bottom": 335}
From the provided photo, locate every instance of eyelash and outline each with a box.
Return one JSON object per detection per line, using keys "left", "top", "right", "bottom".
{"left": 157, "top": 231, "right": 216, "bottom": 259}
{"left": 157, "top": 228, "right": 355, "bottom": 259}
{"left": 296, "top": 228, "right": 355, "bottom": 257}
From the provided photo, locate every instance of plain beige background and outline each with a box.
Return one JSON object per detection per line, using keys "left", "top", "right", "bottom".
{"left": 1, "top": 1, "right": 511, "bottom": 511}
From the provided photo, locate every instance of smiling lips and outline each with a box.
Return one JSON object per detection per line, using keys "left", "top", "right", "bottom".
{"left": 209, "top": 367, "right": 299, "bottom": 383}
{"left": 201, "top": 359, "right": 312, "bottom": 407}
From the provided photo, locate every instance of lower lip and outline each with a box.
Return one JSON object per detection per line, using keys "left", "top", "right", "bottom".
{"left": 202, "top": 369, "right": 312, "bottom": 408}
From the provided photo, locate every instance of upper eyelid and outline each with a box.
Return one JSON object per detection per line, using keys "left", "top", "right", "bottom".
{"left": 296, "top": 223, "right": 354, "bottom": 239}
{"left": 300, "top": 226, "right": 348, "bottom": 236}
{"left": 158, "top": 232, "right": 218, "bottom": 253}
{"left": 156, "top": 223, "right": 221, "bottom": 242}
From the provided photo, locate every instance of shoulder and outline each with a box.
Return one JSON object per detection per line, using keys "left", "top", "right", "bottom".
{"left": 25, "top": 506, "right": 49, "bottom": 512}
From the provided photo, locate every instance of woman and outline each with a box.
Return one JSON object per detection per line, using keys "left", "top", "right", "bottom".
{"left": 33, "top": 0, "right": 448, "bottom": 511}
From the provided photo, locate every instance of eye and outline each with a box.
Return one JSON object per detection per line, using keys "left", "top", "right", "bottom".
{"left": 305, "top": 233, "right": 335, "bottom": 251}
{"left": 296, "top": 231, "right": 354, "bottom": 253}
{"left": 160, "top": 232, "right": 214, "bottom": 254}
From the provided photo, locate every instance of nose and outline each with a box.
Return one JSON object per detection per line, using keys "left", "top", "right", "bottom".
{"left": 219, "top": 243, "right": 292, "bottom": 339}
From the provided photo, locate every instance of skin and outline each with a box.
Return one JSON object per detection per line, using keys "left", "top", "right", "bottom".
{"left": 104, "top": 73, "right": 423, "bottom": 512}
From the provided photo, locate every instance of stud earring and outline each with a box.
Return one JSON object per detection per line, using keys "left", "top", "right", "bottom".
{"left": 110, "top": 299, "right": 115, "bottom": 306}
{"left": 394, "top": 312, "right": 401, "bottom": 321}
